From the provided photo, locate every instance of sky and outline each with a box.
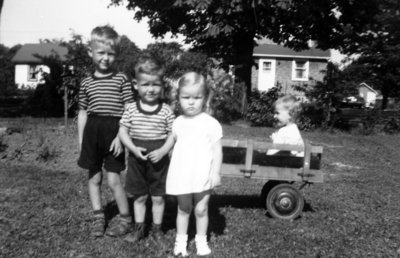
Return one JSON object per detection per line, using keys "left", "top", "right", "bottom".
{"left": 0, "top": 0, "right": 345, "bottom": 63}
{"left": 0, "top": 0, "right": 184, "bottom": 49}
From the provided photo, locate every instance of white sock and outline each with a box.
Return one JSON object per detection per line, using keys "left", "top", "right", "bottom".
{"left": 174, "top": 234, "right": 188, "bottom": 256}
{"left": 195, "top": 234, "right": 211, "bottom": 256}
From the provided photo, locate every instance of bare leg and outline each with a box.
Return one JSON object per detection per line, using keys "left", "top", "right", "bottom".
{"left": 134, "top": 195, "right": 148, "bottom": 223}
{"left": 194, "top": 194, "right": 211, "bottom": 255}
{"left": 176, "top": 195, "right": 191, "bottom": 235}
{"left": 174, "top": 196, "right": 191, "bottom": 256}
{"left": 151, "top": 196, "right": 165, "bottom": 225}
{"left": 194, "top": 194, "right": 210, "bottom": 235}
{"left": 88, "top": 170, "right": 102, "bottom": 211}
{"left": 107, "top": 172, "right": 129, "bottom": 215}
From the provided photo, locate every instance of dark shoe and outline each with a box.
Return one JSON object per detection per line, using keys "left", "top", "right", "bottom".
{"left": 90, "top": 215, "right": 105, "bottom": 238}
{"left": 105, "top": 215, "right": 131, "bottom": 237}
{"left": 124, "top": 223, "right": 145, "bottom": 243}
{"left": 149, "top": 224, "right": 166, "bottom": 246}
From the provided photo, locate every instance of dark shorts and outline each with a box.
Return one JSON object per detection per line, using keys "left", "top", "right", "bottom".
{"left": 77, "top": 115, "right": 125, "bottom": 173}
{"left": 176, "top": 190, "right": 211, "bottom": 214}
{"left": 125, "top": 139, "right": 169, "bottom": 197}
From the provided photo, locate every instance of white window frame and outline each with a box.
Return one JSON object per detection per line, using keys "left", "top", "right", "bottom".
{"left": 291, "top": 60, "right": 309, "bottom": 81}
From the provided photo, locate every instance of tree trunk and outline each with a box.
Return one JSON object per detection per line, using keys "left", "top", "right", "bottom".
{"left": 0, "top": 0, "right": 3, "bottom": 19}
{"left": 232, "top": 34, "right": 255, "bottom": 106}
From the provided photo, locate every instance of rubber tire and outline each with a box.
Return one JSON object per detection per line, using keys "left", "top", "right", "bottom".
{"left": 260, "top": 180, "right": 283, "bottom": 208}
{"left": 266, "top": 183, "right": 304, "bottom": 220}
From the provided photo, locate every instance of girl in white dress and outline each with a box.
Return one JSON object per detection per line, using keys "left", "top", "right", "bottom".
{"left": 267, "top": 95, "right": 304, "bottom": 157}
{"left": 166, "top": 72, "right": 223, "bottom": 256}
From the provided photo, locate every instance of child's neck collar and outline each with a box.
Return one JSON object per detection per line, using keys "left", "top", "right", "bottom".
{"left": 93, "top": 70, "right": 115, "bottom": 79}
{"left": 137, "top": 100, "right": 162, "bottom": 115}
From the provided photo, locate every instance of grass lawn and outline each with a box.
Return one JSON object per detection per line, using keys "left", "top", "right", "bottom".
{"left": 1, "top": 118, "right": 400, "bottom": 257}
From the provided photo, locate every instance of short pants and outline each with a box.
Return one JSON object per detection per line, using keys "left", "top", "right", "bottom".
{"left": 125, "top": 139, "right": 169, "bottom": 197}
{"left": 77, "top": 115, "right": 125, "bottom": 173}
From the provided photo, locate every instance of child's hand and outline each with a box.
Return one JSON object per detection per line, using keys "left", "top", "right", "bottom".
{"left": 132, "top": 147, "right": 148, "bottom": 160}
{"left": 147, "top": 149, "right": 165, "bottom": 163}
{"left": 109, "top": 137, "right": 123, "bottom": 157}
{"left": 209, "top": 173, "right": 221, "bottom": 189}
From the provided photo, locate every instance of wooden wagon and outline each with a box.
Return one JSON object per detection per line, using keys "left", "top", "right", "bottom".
{"left": 221, "top": 138, "right": 324, "bottom": 220}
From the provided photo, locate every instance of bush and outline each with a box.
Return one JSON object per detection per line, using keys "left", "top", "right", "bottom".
{"left": 24, "top": 82, "right": 64, "bottom": 117}
{"left": 37, "top": 144, "right": 59, "bottom": 162}
{"left": 383, "top": 117, "right": 400, "bottom": 134}
{"left": 245, "top": 87, "right": 281, "bottom": 127}
{"left": 211, "top": 76, "right": 245, "bottom": 124}
{"left": 297, "top": 103, "right": 325, "bottom": 131}
{"left": 347, "top": 109, "right": 400, "bottom": 135}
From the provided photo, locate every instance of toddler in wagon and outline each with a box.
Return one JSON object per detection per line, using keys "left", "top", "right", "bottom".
{"left": 267, "top": 95, "right": 304, "bottom": 157}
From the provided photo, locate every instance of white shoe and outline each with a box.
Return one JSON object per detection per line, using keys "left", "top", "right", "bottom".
{"left": 195, "top": 238, "right": 211, "bottom": 256}
{"left": 173, "top": 243, "right": 188, "bottom": 257}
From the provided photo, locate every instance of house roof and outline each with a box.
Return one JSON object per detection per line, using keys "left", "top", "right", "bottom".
{"left": 359, "top": 82, "right": 378, "bottom": 94}
{"left": 253, "top": 44, "right": 330, "bottom": 60}
{"left": 11, "top": 43, "right": 68, "bottom": 64}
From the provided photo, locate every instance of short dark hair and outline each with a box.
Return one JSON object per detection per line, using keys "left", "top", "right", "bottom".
{"left": 134, "top": 54, "right": 165, "bottom": 78}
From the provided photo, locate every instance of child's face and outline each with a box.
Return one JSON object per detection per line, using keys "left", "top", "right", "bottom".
{"left": 274, "top": 104, "right": 291, "bottom": 127}
{"left": 134, "top": 73, "right": 163, "bottom": 104}
{"left": 88, "top": 41, "right": 116, "bottom": 74}
{"left": 179, "top": 84, "right": 205, "bottom": 117}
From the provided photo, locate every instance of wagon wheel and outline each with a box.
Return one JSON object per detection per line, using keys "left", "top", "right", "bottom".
{"left": 266, "top": 184, "right": 304, "bottom": 220}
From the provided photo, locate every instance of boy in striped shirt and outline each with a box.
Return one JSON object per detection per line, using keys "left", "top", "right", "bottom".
{"left": 77, "top": 25, "right": 134, "bottom": 238}
{"left": 119, "top": 54, "right": 175, "bottom": 244}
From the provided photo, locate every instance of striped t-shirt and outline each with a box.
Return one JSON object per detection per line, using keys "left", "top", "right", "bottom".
{"left": 78, "top": 72, "right": 134, "bottom": 117}
{"left": 120, "top": 101, "right": 175, "bottom": 140}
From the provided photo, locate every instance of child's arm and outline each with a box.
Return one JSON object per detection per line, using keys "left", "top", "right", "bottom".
{"left": 209, "top": 139, "right": 223, "bottom": 188}
{"left": 118, "top": 126, "right": 148, "bottom": 160}
{"left": 77, "top": 109, "right": 87, "bottom": 151}
{"left": 147, "top": 134, "right": 175, "bottom": 163}
{"left": 109, "top": 135, "right": 123, "bottom": 157}
{"left": 109, "top": 93, "right": 133, "bottom": 157}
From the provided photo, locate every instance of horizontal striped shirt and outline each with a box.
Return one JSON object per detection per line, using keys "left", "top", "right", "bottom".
{"left": 78, "top": 72, "right": 134, "bottom": 117}
{"left": 120, "top": 102, "right": 175, "bottom": 140}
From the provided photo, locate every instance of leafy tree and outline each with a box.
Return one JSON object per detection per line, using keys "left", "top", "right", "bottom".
{"left": 143, "top": 42, "right": 210, "bottom": 109}
{"left": 0, "top": 44, "right": 21, "bottom": 97}
{"left": 143, "top": 42, "right": 209, "bottom": 79}
{"left": 339, "top": 0, "right": 400, "bottom": 109}
{"left": 144, "top": 42, "right": 182, "bottom": 69}
{"left": 297, "top": 62, "right": 358, "bottom": 126}
{"left": 115, "top": 35, "right": 142, "bottom": 78}
{"left": 110, "top": 0, "right": 379, "bottom": 99}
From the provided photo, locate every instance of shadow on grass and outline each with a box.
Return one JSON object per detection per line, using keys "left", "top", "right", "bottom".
{"left": 210, "top": 193, "right": 316, "bottom": 216}
{"left": 103, "top": 195, "right": 226, "bottom": 237}
{"left": 103, "top": 195, "right": 227, "bottom": 237}
{"left": 103, "top": 192, "right": 316, "bottom": 236}
{"left": 162, "top": 195, "right": 227, "bottom": 237}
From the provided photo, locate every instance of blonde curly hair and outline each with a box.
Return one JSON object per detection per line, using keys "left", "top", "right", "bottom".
{"left": 274, "top": 95, "right": 302, "bottom": 123}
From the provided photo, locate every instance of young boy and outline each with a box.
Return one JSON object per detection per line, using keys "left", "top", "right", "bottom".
{"left": 118, "top": 54, "right": 175, "bottom": 244}
{"left": 77, "top": 25, "right": 134, "bottom": 238}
